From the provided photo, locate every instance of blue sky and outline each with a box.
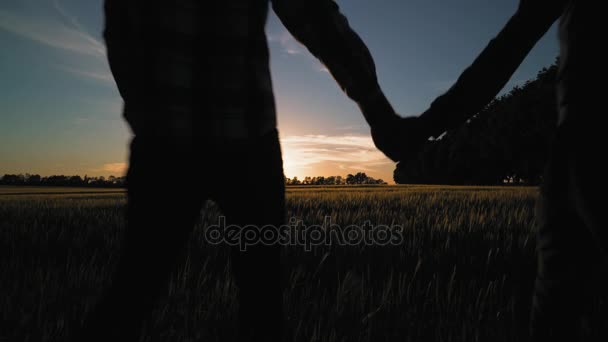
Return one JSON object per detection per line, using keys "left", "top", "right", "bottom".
{"left": 0, "top": 0, "right": 559, "bottom": 183}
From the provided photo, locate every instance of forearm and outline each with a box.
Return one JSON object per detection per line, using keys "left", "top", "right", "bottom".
{"left": 273, "top": 0, "right": 395, "bottom": 126}
{"left": 420, "top": 7, "right": 559, "bottom": 137}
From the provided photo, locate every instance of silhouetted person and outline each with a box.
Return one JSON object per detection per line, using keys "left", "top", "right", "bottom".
{"left": 79, "top": 0, "right": 400, "bottom": 341}
{"left": 383, "top": 0, "right": 605, "bottom": 340}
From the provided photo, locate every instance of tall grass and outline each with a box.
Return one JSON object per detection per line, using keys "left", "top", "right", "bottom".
{"left": 0, "top": 186, "right": 604, "bottom": 341}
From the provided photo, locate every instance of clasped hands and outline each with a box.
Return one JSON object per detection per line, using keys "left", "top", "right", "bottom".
{"left": 359, "top": 92, "right": 433, "bottom": 164}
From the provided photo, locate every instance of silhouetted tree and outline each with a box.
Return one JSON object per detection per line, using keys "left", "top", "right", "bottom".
{"left": 395, "top": 62, "right": 559, "bottom": 185}
{"left": 284, "top": 173, "right": 385, "bottom": 186}
{"left": 0, "top": 173, "right": 125, "bottom": 188}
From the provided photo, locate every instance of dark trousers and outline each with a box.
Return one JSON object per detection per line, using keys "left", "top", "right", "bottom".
{"left": 80, "top": 129, "right": 285, "bottom": 341}
{"left": 531, "top": 119, "right": 607, "bottom": 341}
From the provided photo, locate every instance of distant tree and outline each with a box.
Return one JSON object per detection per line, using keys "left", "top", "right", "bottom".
{"left": 284, "top": 173, "right": 385, "bottom": 186}
{"left": 354, "top": 172, "right": 367, "bottom": 184}
{"left": 0, "top": 173, "right": 124, "bottom": 187}
{"left": 28, "top": 174, "right": 41, "bottom": 185}
{"left": 68, "top": 176, "right": 84, "bottom": 186}
{"left": 0, "top": 174, "right": 23, "bottom": 185}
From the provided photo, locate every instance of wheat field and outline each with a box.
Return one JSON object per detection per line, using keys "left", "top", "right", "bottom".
{"left": 1, "top": 185, "right": 605, "bottom": 341}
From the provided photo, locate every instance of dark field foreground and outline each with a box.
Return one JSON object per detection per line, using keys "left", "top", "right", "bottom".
{"left": 1, "top": 185, "right": 606, "bottom": 341}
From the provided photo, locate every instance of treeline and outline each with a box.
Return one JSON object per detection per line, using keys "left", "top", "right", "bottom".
{"left": 1, "top": 172, "right": 386, "bottom": 187}
{"left": 395, "top": 62, "right": 559, "bottom": 185}
{"left": 0, "top": 174, "right": 126, "bottom": 188}
{"left": 286, "top": 172, "right": 386, "bottom": 185}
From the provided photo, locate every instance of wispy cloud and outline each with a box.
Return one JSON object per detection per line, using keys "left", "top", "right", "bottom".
{"left": 280, "top": 134, "right": 393, "bottom": 179}
{"left": 0, "top": 8, "right": 105, "bottom": 58}
{"left": 318, "top": 65, "right": 330, "bottom": 74}
{"left": 0, "top": 1, "right": 112, "bottom": 83}
{"left": 269, "top": 28, "right": 331, "bottom": 76}
{"left": 85, "top": 162, "right": 127, "bottom": 176}
{"left": 52, "top": 0, "right": 87, "bottom": 34}
{"left": 57, "top": 64, "right": 114, "bottom": 83}
{"left": 269, "top": 30, "right": 304, "bottom": 56}
{"left": 102, "top": 162, "right": 127, "bottom": 175}
{"left": 336, "top": 124, "right": 365, "bottom": 131}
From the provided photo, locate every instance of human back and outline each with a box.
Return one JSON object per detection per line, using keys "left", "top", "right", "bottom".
{"left": 103, "top": 0, "right": 277, "bottom": 140}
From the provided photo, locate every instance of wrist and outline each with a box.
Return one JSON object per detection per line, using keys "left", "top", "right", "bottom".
{"left": 418, "top": 108, "right": 443, "bottom": 138}
{"left": 359, "top": 89, "right": 397, "bottom": 127}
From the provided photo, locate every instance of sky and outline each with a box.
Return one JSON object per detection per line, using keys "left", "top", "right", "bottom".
{"left": 0, "top": 0, "right": 559, "bottom": 183}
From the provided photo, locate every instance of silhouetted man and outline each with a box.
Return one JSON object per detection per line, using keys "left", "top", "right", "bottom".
{"left": 384, "top": 0, "right": 605, "bottom": 340}
{"left": 80, "top": 0, "right": 400, "bottom": 341}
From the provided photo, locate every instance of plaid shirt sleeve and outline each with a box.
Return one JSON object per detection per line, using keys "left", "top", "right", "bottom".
{"left": 272, "top": 0, "right": 396, "bottom": 126}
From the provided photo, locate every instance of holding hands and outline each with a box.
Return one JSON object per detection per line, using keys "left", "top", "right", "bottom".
{"left": 371, "top": 115, "right": 430, "bottom": 163}
{"left": 358, "top": 91, "right": 432, "bottom": 163}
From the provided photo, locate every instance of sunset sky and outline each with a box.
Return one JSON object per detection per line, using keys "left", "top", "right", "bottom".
{"left": 0, "top": 0, "right": 559, "bottom": 183}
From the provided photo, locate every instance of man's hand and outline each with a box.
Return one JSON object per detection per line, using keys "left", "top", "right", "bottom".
{"left": 370, "top": 115, "right": 431, "bottom": 163}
